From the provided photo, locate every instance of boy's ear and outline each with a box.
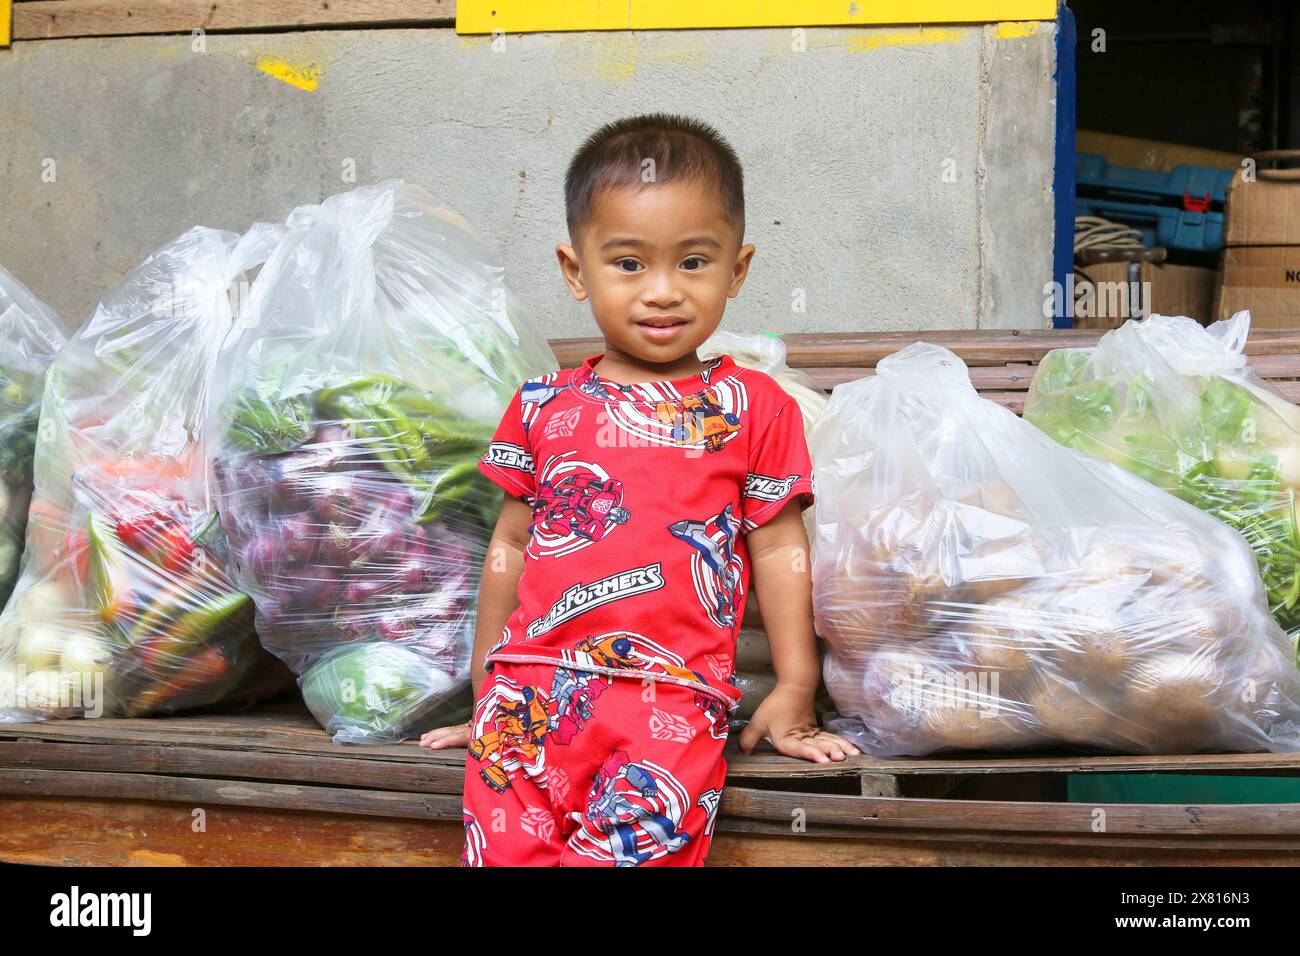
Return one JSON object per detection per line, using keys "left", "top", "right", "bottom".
{"left": 556, "top": 243, "right": 588, "bottom": 301}
{"left": 728, "top": 243, "right": 757, "bottom": 299}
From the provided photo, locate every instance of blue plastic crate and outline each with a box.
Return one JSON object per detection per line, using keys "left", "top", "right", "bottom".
{"left": 1075, "top": 152, "right": 1236, "bottom": 253}
{"left": 1076, "top": 152, "right": 1234, "bottom": 207}
{"left": 1075, "top": 195, "right": 1225, "bottom": 253}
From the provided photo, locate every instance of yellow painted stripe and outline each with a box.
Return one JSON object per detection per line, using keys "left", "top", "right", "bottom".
{"left": 1, "top": 0, "right": 10, "bottom": 48}
{"left": 257, "top": 57, "right": 321, "bottom": 92}
{"left": 847, "top": 26, "right": 966, "bottom": 53}
{"left": 993, "top": 20, "right": 1042, "bottom": 39}
{"left": 458, "top": 0, "right": 1056, "bottom": 33}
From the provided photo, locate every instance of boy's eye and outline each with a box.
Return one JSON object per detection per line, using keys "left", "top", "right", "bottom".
{"left": 616, "top": 259, "right": 643, "bottom": 273}
{"left": 682, "top": 257, "right": 708, "bottom": 271}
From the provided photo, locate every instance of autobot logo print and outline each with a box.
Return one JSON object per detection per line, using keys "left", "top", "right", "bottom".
{"left": 484, "top": 441, "right": 533, "bottom": 474}
{"left": 461, "top": 812, "right": 486, "bottom": 868}
{"left": 467, "top": 676, "right": 551, "bottom": 794}
{"left": 592, "top": 379, "right": 749, "bottom": 455}
{"left": 525, "top": 564, "right": 665, "bottom": 639}
{"left": 743, "top": 473, "right": 799, "bottom": 502}
{"left": 567, "top": 752, "right": 695, "bottom": 866}
{"left": 543, "top": 405, "right": 582, "bottom": 440}
{"left": 528, "top": 452, "right": 630, "bottom": 559}
{"left": 668, "top": 503, "right": 744, "bottom": 628}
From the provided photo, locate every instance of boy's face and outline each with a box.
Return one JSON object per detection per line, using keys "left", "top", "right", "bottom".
{"left": 556, "top": 178, "right": 756, "bottom": 366}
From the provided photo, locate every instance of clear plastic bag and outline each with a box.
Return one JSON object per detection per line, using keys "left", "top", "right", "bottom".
{"left": 0, "top": 266, "right": 66, "bottom": 606}
{"left": 212, "top": 181, "right": 557, "bottom": 744}
{"left": 1026, "top": 312, "right": 1300, "bottom": 656}
{"left": 0, "top": 226, "right": 294, "bottom": 720}
{"left": 812, "top": 342, "right": 1300, "bottom": 757}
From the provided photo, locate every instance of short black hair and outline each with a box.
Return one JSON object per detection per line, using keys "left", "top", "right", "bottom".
{"left": 564, "top": 113, "right": 745, "bottom": 247}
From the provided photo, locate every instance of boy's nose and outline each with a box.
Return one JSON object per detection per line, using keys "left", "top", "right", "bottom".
{"left": 640, "top": 270, "right": 685, "bottom": 307}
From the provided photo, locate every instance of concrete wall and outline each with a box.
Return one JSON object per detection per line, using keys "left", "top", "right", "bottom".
{"left": 0, "top": 23, "right": 1057, "bottom": 340}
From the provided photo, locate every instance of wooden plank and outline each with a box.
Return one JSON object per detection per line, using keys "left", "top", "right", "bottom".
{"left": 12, "top": 703, "right": 1300, "bottom": 785}
{"left": 0, "top": 739, "right": 465, "bottom": 794}
{"left": 725, "top": 745, "right": 1300, "bottom": 777}
{"left": 0, "top": 797, "right": 462, "bottom": 866}
{"left": 0, "top": 767, "right": 463, "bottom": 820}
{"left": 550, "top": 329, "right": 1300, "bottom": 373}
{"left": 13, "top": 0, "right": 455, "bottom": 40}
{"left": 457, "top": 0, "right": 1056, "bottom": 34}
{"left": 719, "top": 787, "right": 1300, "bottom": 837}
{"left": 5, "top": 794, "right": 1295, "bottom": 867}
{"left": 7, "top": 762, "right": 1299, "bottom": 841}
{"left": 713, "top": 817, "right": 1300, "bottom": 859}
{"left": 0, "top": 702, "right": 465, "bottom": 768}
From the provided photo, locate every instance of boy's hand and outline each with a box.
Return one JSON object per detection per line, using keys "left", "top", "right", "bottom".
{"left": 737, "top": 684, "right": 860, "bottom": 763}
{"left": 418, "top": 722, "right": 470, "bottom": 750}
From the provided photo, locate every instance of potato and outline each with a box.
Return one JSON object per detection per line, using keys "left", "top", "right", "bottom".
{"left": 1052, "top": 618, "right": 1131, "bottom": 683}
{"left": 1028, "top": 685, "right": 1114, "bottom": 745}
{"left": 957, "top": 594, "right": 1040, "bottom": 671}
{"left": 921, "top": 700, "right": 1038, "bottom": 751}
{"left": 815, "top": 566, "right": 946, "bottom": 653}
{"left": 1124, "top": 653, "right": 1225, "bottom": 738}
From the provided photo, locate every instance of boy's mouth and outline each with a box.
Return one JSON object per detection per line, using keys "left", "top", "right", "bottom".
{"left": 634, "top": 316, "right": 690, "bottom": 329}
{"left": 634, "top": 316, "right": 691, "bottom": 342}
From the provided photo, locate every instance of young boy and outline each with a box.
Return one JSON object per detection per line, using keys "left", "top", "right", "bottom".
{"left": 419, "top": 113, "right": 859, "bottom": 867}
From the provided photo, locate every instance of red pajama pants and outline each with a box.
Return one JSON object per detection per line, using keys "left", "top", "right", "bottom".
{"left": 460, "top": 660, "right": 730, "bottom": 867}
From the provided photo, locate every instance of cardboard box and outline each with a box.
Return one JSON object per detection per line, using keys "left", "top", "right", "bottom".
{"left": 1076, "top": 130, "right": 1240, "bottom": 174}
{"left": 1215, "top": 246, "right": 1300, "bottom": 328}
{"left": 1072, "top": 261, "right": 1217, "bottom": 329}
{"left": 1224, "top": 170, "right": 1300, "bottom": 247}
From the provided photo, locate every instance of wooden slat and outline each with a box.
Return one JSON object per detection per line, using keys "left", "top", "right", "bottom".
{"left": 11, "top": 795, "right": 1292, "bottom": 866}
{"left": 0, "top": 797, "right": 464, "bottom": 866}
{"left": 13, "top": 0, "right": 455, "bottom": 40}
{"left": 0, "top": 700, "right": 463, "bottom": 766}
{"left": 714, "top": 816, "right": 1300, "bottom": 857}
{"left": 10, "top": 702, "right": 1300, "bottom": 788}
{"left": 6, "top": 766, "right": 1299, "bottom": 845}
{"left": 550, "top": 329, "right": 1300, "bottom": 373}
{"left": 15, "top": 697, "right": 1300, "bottom": 785}
{"left": 0, "top": 739, "right": 465, "bottom": 793}
{"left": 0, "top": 767, "right": 462, "bottom": 820}
{"left": 725, "top": 745, "right": 1300, "bottom": 778}
{"left": 719, "top": 787, "right": 1300, "bottom": 837}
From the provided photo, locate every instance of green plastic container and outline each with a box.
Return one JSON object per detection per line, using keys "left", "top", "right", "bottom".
{"left": 1068, "top": 773, "right": 1300, "bottom": 805}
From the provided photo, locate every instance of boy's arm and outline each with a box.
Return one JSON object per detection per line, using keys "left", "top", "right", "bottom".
{"left": 746, "top": 502, "right": 820, "bottom": 696}
{"left": 742, "top": 501, "right": 860, "bottom": 761}
{"left": 469, "top": 492, "right": 533, "bottom": 689}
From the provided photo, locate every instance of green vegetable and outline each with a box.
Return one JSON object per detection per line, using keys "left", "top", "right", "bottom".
{"left": 1027, "top": 345, "right": 1300, "bottom": 659}
{"left": 300, "top": 643, "right": 463, "bottom": 744}
{"left": 225, "top": 391, "right": 315, "bottom": 454}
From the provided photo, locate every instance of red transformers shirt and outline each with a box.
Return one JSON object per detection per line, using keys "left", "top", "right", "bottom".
{"left": 476, "top": 351, "right": 815, "bottom": 713}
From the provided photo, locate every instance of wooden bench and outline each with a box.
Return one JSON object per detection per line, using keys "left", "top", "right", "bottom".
{"left": 5, "top": 327, "right": 1300, "bottom": 867}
